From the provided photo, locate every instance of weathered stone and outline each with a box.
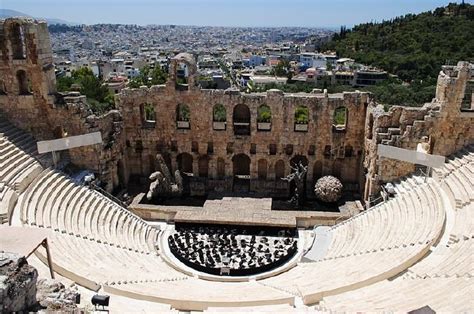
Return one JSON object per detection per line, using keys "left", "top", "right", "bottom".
{"left": 36, "top": 278, "right": 79, "bottom": 311}
{"left": 0, "top": 18, "right": 472, "bottom": 202}
{"left": 0, "top": 252, "right": 38, "bottom": 313}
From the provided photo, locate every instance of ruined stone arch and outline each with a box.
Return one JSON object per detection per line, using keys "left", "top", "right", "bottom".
{"left": 257, "top": 159, "right": 268, "bottom": 180}
{"left": 170, "top": 53, "right": 197, "bottom": 91}
{"left": 294, "top": 105, "right": 309, "bottom": 131}
{"left": 0, "top": 79, "right": 6, "bottom": 95}
{"left": 176, "top": 103, "right": 190, "bottom": 121}
{"left": 345, "top": 145, "right": 354, "bottom": 157}
{"left": 177, "top": 152, "right": 193, "bottom": 173}
{"left": 198, "top": 155, "right": 209, "bottom": 178}
{"left": 332, "top": 159, "right": 343, "bottom": 178}
{"left": 213, "top": 103, "right": 226, "bottom": 122}
{"left": 141, "top": 103, "right": 156, "bottom": 127}
{"left": 232, "top": 153, "right": 250, "bottom": 176}
{"left": 367, "top": 113, "right": 374, "bottom": 140}
{"left": 233, "top": 104, "right": 251, "bottom": 135}
{"left": 176, "top": 103, "right": 191, "bottom": 129}
{"left": 333, "top": 106, "right": 348, "bottom": 131}
{"left": 10, "top": 22, "right": 26, "bottom": 60}
{"left": 313, "top": 160, "right": 323, "bottom": 182}
{"left": 16, "top": 70, "right": 31, "bottom": 95}
{"left": 217, "top": 157, "right": 226, "bottom": 179}
{"left": 257, "top": 104, "right": 272, "bottom": 123}
{"left": 274, "top": 160, "right": 285, "bottom": 180}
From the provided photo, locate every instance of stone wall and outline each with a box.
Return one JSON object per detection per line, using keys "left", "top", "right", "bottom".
{"left": 363, "top": 61, "right": 474, "bottom": 201}
{"left": 0, "top": 18, "right": 472, "bottom": 200}
{"left": 117, "top": 53, "right": 370, "bottom": 196}
{"left": 0, "top": 252, "right": 38, "bottom": 312}
{"left": 0, "top": 18, "right": 124, "bottom": 191}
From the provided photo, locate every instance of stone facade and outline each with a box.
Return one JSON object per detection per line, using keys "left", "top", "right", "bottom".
{"left": 117, "top": 53, "right": 369, "bottom": 196}
{"left": 0, "top": 18, "right": 472, "bottom": 201}
{"left": 363, "top": 62, "right": 474, "bottom": 201}
{"left": 0, "top": 18, "right": 125, "bottom": 191}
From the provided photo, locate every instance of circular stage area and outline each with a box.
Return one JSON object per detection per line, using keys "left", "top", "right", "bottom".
{"left": 168, "top": 224, "right": 298, "bottom": 276}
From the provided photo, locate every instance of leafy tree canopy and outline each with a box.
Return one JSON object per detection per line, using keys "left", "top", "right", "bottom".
{"left": 128, "top": 65, "right": 168, "bottom": 88}
{"left": 56, "top": 67, "right": 115, "bottom": 114}
{"left": 323, "top": 3, "right": 473, "bottom": 82}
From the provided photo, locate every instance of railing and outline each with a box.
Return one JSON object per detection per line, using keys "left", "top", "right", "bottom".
{"left": 89, "top": 182, "right": 128, "bottom": 208}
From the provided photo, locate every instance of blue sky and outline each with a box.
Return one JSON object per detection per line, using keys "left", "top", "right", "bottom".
{"left": 0, "top": 0, "right": 467, "bottom": 27}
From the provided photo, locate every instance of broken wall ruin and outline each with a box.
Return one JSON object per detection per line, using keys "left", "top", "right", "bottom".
{"left": 0, "top": 18, "right": 472, "bottom": 201}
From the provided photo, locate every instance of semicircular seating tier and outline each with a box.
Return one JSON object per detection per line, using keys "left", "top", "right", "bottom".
{"left": 17, "top": 168, "right": 159, "bottom": 253}
{"left": 316, "top": 145, "right": 474, "bottom": 312}
{"left": 4, "top": 112, "right": 473, "bottom": 311}
{"left": 0, "top": 119, "right": 47, "bottom": 223}
{"left": 259, "top": 167, "right": 447, "bottom": 305}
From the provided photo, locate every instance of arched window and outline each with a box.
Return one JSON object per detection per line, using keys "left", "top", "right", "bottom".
{"left": 344, "top": 145, "right": 353, "bottom": 157}
{"left": 175, "top": 61, "right": 189, "bottom": 90}
{"left": 0, "top": 79, "right": 6, "bottom": 95}
{"left": 232, "top": 153, "right": 250, "bottom": 176}
{"left": 257, "top": 104, "right": 272, "bottom": 131}
{"left": 333, "top": 107, "right": 348, "bottom": 131}
{"left": 313, "top": 161, "right": 323, "bottom": 181}
{"left": 141, "top": 103, "right": 156, "bottom": 128}
{"left": 333, "top": 160, "right": 343, "bottom": 178}
{"left": 257, "top": 159, "right": 268, "bottom": 180}
{"left": 213, "top": 104, "right": 226, "bottom": 130}
{"left": 294, "top": 105, "right": 309, "bottom": 132}
{"left": 275, "top": 160, "right": 285, "bottom": 180}
{"left": 17, "top": 70, "right": 31, "bottom": 95}
{"left": 10, "top": 23, "right": 26, "bottom": 60}
{"left": 177, "top": 153, "right": 193, "bottom": 173}
{"left": 233, "top": 104, "right": 251, "bottom": 135}
{"left": 367, "top": 113, "right": 374, "bottom": 139}
{"left": 198, "top": 156, "right": 209, "bottom": 178}
{"left": 176, "top": 104, "right": 190, "bottom": 129}
{"left": 217, "top": 158, "right": 226, "bottom": 179}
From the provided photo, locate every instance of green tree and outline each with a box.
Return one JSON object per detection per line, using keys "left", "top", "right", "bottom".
{"left": 56, "top": 67, "right": 114, "bottom": 114}
{"left": 129, "top": 65, "right": 168, "bottom": 88}
{"left": 271, "top": 60, "right": 291, "bottom": 77}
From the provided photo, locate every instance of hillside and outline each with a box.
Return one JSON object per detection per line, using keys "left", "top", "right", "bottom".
{"left": 0, "top": 9, "right": 75, "bottom": 25}
{"left": 323, "top": 3, "right": 473, "bottom": 82}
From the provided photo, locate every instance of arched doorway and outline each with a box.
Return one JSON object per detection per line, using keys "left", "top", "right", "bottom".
{"left": 198, "top": 156, "right": 209, "bottom": 178}
{"left": 257, "top": 159, "right": 268, "bottom": 180}
{"left": 232, "top": 153, "right": 250, "bottom": 192}
{"left": 233, "top": 104, "right": 251, "bottom": 135}
{"left": 177, "top": 153, "right": 193, "bottom": 174}
{"left": 275, "top": 160, "right": 285, "bottom": 180}
{"left": 313, "top": 161, "right": 323, "bottom": 182}
{"left": 217, "top": 158, "right": 226, "bottom": 179}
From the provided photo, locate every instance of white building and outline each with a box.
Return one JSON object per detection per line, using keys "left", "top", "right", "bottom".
{"left": 299, "top": 53, "right": 327, "bottom": 69}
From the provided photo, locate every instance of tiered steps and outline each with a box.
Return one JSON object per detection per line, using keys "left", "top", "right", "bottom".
{"left": 320, "top": 146, "right": 473, "bottom": 312}
{"left": 0, "top": 120, "right": 44, "bottom": 223}
{"left": 260, "top": 171, "right": 446, "bottom": 305}
{"left": 33, "top": 230, "right": 186, "bottom": 291}
{"left": 103, "top": 277, "right": 295, "bottom": 311}
{"left": 18, "top": 168, "right": 158, "bottom": 253}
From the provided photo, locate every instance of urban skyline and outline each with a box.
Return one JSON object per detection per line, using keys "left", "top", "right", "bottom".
{"left": 1, "top": 0, "right": 462, "bottom": 27}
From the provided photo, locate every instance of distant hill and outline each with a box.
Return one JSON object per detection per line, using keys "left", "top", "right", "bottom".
{"left": 0, "top": 9, "right": 76, "bottom": 25}
{"left": 322, "top": 2, "right": 474, "bottom": 82}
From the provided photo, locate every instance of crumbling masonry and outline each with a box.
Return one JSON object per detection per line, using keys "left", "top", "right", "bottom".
{"left": 0, "top": 18, "right": 472, "bottom": 203}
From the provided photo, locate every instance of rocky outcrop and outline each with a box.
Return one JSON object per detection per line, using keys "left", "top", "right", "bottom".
{"left": 0, "top": 252, "right": 79, "bottom": 312}
{"left": 0, "top": 252, "right": 38, "bottom": 313}
{"left": 36, "top": 278, "right": 79, "bottom": 311}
